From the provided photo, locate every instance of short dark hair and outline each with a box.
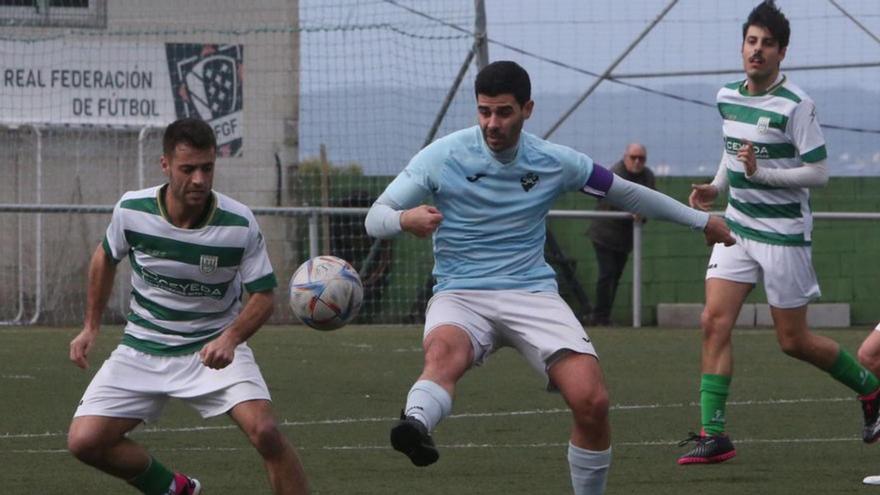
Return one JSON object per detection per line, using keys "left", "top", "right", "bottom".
{"left": 162, "top": 118, "right": 216, "bottom": 156}
{"left": 742, "top": 0, "right": 790, "bottom": 49}
{"left": 474, "top": 61, "right": 531, "bottom": 106}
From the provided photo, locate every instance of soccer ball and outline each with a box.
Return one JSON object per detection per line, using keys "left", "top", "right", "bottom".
{"left": 288, "top": 255, "right": 363, "bottom": 331}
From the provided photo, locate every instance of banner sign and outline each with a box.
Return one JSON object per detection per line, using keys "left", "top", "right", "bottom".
{"left": 1, "top": 40, "right": 244, "bottom": 156}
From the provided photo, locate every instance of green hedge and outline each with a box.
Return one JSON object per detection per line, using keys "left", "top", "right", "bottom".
{"left": 551, "top": 177, "right": 880, "bottom": 326}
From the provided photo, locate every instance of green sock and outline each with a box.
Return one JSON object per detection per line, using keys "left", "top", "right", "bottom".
{"left": 129, "top": 456, "right": 175, "bottom": 495}
{"left": 700, "top": 374, "right": 731, "bottom": 436}
{"left": 829, "top": 349, "right": 880, "bottom": 396}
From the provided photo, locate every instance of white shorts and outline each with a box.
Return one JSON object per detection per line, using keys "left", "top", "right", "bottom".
{"left": 424, "top": 290, "right": 597, "bottom": 389}
{"left": 74, "top": 343, "right": 271, "bottom": 423}
{"left": 706, "top": 233, "right": 821, "bottom": 309}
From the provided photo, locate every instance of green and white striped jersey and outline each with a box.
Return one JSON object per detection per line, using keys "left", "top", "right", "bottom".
{"left": 717, "top": 74, "right": 827, "bottom": 246}
{"left": 102, "top": 185, "right": 277, "bottom": 356}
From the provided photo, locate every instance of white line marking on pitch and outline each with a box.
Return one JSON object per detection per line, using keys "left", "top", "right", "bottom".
{"left": 0, "top": 396, "right": 854, "bottom": 440}
{"left": 6, "top": 436, "right": 863, "bottom": 455}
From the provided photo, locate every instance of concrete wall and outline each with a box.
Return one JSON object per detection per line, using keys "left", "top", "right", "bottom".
{"left": 0, "top": 0, "right": 301, "bottom": 324}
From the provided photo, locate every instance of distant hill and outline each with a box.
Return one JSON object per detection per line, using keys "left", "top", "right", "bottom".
{"left": 299, "top": 84, "right": 880, "bottom": 176}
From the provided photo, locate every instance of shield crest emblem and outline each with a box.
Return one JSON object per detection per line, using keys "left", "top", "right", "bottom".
{"left": 756, "top": 116, "right": 770, "bottom": 134}
{"left": 185, "top": 55, "right": 238, "bottom": 120}
{"left": 200, "top": 254, "right": 219, "bottom": 274}
{"left": 520, "top": 172, "right": 539, "bottom": 192}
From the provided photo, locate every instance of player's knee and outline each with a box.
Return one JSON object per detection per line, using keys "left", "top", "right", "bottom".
{"left": 777, "top": 335, "right": 807, "bottom": 360}
{"left": 700, "top": 309, "right": 734, "bottom": 338}
{"left": 570, "top": 387, "right": 610, "bottom": 426}
{"left": 67, "top": 428, "right": 104, "bottom": 465}
{"left": 246, "top": 419, "right": 289, "bottom": 458}
{"left": 424, "top": 338, "right": 470, "bottom": 373}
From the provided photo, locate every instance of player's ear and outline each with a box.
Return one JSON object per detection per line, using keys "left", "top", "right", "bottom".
{"left": 160, "top": 154, "right": 171, "bottom": 177}
{"left": 522, "top": 100, "right": 534, "bottom": 119}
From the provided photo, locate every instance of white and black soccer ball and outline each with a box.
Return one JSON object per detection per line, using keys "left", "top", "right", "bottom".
{"left": 288, "top": 255, "right": 364, "bottom": 331}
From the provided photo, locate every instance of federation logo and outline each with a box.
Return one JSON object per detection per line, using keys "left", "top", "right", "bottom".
{"left": 520, "top": 172, "right": 539, "bottom": 192}
{"left": 167, "top": 43, "right": 244, "bottom": 156}
{"left": 199, "top": 254, "right": 219, "bottom": 275}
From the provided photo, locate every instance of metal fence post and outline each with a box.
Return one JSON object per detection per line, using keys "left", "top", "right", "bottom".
{"left": 632, "top": 220, "right": 643, "bottom": 328}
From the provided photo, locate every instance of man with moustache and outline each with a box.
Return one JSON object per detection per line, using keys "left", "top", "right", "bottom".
{"left": 679, "top": 0, "right": 880, "bottom": 465}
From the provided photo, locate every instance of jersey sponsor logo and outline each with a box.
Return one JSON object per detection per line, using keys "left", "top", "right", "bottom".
{"left": 725, "top": 140, "right": 772, "bottom": 159}
{"left": 466, "top": 173, "right": 487, "bottom": 183}
{"left": 200, "top": 254, "right": 219, "bottom": 274}
{"left": 520, "top": 172, "right": 539, "bottom": 192}
{"left": 141, "top": 266, "right": 225, "bottom": 299}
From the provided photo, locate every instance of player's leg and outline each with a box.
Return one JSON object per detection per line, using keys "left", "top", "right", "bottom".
{"left": 859, "top": 329, "right": 880, "bottom": 484}
{"left": 857, "top": 326, "right": 880, "bottom": 376}
{"left": 678, "top": 239, "right": 756, "bottom": 465}
{"left": 68, "top": 346, "right": 198, "bottom": 495}
{"left": 676, "top": 277, "right": 750, "bottom": 465}
{"left": 67, "top": 415, "right": 147, "bottom": 478}
{"left": 764, "top": 242, "right": 838, "bottom": 368}
{"left": 549, "top": 352, "right": 612, "bottom": 495}
{"left": 391, "top": 323, "right": 474, "bottom": 466}
{"left": 762, "top": 243, "right": 880, "bottom": 442}
{"left": 770, "top": 305, "right": 838, "bottom": 366}
{"left": 180, "top": 342, "right": 305, "bottom": 493}
{"left": 498, "top": 291, "right": 609, "bottom": 494}
{"left": 410, "top": 323, "right": 474, "bottom": 422}
{"left": 391, "top": 291, "right": 490, "bottom": 466}
{"left": 228, "top": 399, "right": 308, "bottom": 495}
{"left": 771, "top": 305, "right": 880, "bottom": 442}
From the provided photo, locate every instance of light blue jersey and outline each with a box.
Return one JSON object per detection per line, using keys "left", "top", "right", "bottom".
{"left": 383, "top": 125, "right": 599, "bottom": 293}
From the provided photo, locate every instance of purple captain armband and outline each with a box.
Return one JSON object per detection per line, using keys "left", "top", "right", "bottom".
{"left": 580, "top": 163, "right": 614, "bottom": 198}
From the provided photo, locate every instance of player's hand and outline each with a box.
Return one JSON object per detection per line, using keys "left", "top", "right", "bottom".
{"left": 400, "top": 205, "right": 443, "bottom": 238}
{"left": 689, "top": 183, "right": 718, "bottom": 211}
{"left": 703, "top": 215, "right": 735, "bottom": 246}
{"left": 199, "top": 334, "right": 237, "bottom": 369}
{"left": 737, "top": 139, "right": 757, "bottom": 176}
{"left": 69, "top": 328, "right": 99, "bottom": 369}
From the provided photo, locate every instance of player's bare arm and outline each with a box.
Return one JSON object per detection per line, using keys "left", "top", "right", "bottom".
{"left": 703, "top": 216, "right": 735, "bottom": 246}
{"left": 689, "top": 156, "right": 727, "bottom": 210}
{"left": 69, "top": 244, "right": 117, "bottom": 369}
{"left": 400, "top": 205, "right": 443, "bottom": 238}
{"left": 199, "top": 290, "right": 275, "bottom": 370}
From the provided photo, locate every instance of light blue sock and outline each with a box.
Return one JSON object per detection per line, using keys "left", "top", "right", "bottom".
{"left": 567, "top": 443, "right": 611, "bottom": 495}
{"left": 404, "top": 379, "right": 452, "bottom": 432}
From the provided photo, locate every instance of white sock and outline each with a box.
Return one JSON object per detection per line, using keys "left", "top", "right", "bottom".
{"left": 404, "top": 379, "right": 452, "bottom": 432}
{"left": 567, "top": 442, "right": 611, "bottom": 495}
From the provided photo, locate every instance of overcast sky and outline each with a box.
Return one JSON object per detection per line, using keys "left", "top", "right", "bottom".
{"left": 484, "top": 0, "right": 880, "bottom": 93}
{"left": 298, "top": 0, "right": 880, "bottom": 175}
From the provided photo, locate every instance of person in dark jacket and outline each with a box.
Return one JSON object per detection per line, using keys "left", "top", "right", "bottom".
{"left": 588, "top": 143, "right": 655, "bottom": 326}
